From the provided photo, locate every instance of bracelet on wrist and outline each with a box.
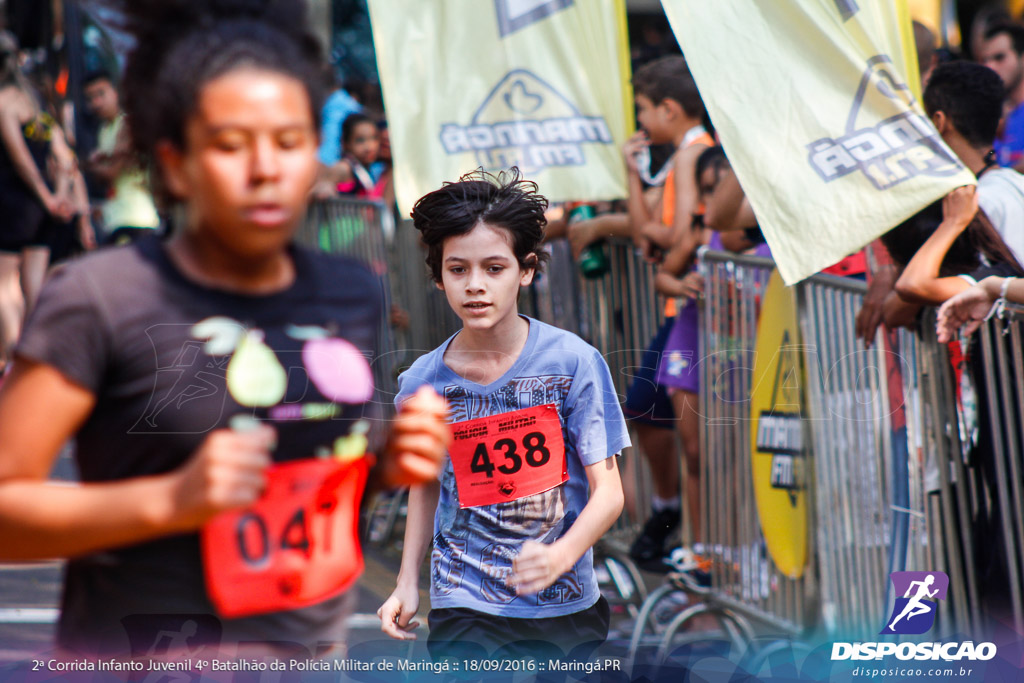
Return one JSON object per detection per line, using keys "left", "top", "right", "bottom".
{"left": 1000, "top": 277, "right": 1016, "bottom": 302}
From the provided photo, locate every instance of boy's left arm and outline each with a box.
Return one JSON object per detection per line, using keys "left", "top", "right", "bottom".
{"left": 509, "top": 457, "right": 623, "bottom": 595}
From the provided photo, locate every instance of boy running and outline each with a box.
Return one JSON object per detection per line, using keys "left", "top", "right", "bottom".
{"left": 378, "top": 170, "right": 628, "bottom": 659}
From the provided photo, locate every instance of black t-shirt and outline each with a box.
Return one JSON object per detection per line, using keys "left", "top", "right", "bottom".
{"left": 17, "top": 235, "right": 383, "bottom": 654}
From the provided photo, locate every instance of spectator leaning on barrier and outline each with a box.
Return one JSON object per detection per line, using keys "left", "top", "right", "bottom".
{"left": 925, "top": 60, "right": 1024, "bottom": 265}
{"left": 937, "top": 274, "right": 1024, "bottom": 342}
{"left": 651, "top": 146, "right": 774, "bottom": 583}
{"left": 620, "top": 56, "right": 712, "bottom": 571}
{"left": 978, "top": 21, "right": 1024, "bottom": 171}
{"left": 881, "top": 186, "right": 1023, "bottom": 321}
{"left": 858, "top": 58, "right": 1024, "bottom": 342}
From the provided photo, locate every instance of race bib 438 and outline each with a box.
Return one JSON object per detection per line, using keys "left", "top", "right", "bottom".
{"left": 449, "top": 404, "right": 567, "bottom": 508}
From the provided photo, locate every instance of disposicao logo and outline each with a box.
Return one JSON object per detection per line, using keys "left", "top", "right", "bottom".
{"left": 882, "top": 570, "right": 948, "bottom": 635}
{"left": 831, "top": 570, "right": 997, "bottom": 662}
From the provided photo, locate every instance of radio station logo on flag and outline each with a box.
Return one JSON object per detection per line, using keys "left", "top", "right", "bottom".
{"left": 881, "top": 570, "right": 948, "bottom": 635}
{"left": 806, "top": 56, "right": 963, "bottom": 191}
{"left": 439, "top": 70, "right": 615, "bottom": 176}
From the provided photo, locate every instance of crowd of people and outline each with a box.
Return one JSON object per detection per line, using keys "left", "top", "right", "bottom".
{"left": 0, "top": 14, "right": 395, "bottom": 374}
{"left": 0, "top": 0, "right": 1021, "bottom": 667}
{"left": 546, "top": 17, "right": 1024, "bottom": 599}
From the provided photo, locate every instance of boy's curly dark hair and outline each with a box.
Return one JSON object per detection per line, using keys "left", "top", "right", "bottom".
{"left": 100, "top": 0, "right": 325, "bottom": 202}
{"left": 411, "top": 168, "right": 550, "bottom": 283}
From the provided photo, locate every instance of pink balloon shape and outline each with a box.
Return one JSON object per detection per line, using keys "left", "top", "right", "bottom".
{"left": 303, "top": 338, "right": 374, "bottom": 403}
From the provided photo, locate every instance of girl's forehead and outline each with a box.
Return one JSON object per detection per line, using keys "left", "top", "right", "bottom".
{"left": 194, "top": 68, "right": 312, "bottom": 123}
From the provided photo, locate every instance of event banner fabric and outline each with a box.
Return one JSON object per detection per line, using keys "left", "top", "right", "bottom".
{"left": 367, "top": 0, "right": 632, "bottom": 214}
{"left": 661, "top": 0, "right": 977, "bottom": 284}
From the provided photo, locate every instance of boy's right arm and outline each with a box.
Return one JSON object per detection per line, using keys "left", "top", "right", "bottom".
{"left": 378, "top": 479, "right": 440, "bottom": 640}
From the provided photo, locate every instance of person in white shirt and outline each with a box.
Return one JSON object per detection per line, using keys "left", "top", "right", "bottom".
{"left": 924, "top": 60, "right": 1024, "bottom": 264}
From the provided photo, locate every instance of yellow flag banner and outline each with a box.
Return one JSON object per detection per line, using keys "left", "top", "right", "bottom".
{"left": 661, "top": 0, "right": 977, "bottom": 284}
{"left": 367, "top": 0, "right": 632, "bottom": 214}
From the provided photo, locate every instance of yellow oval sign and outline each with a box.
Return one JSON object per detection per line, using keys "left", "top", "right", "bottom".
{"left": 749, "top": 269, "right": 810, "bottom": 579}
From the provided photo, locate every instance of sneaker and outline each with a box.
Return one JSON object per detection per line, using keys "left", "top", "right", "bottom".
{"left": 629, "top": 507, "right": 681, "bottom": 567}
{"left": 667, "top": 546, "right": 712, "bottom": 589}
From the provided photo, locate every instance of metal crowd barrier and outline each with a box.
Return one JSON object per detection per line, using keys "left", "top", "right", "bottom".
{"left": 976, "top": 308, "right": 1024, "bottom": 635}
{"left": 628, "top": 249, "right": 944, "bottom": 673}
{"left": 696, "top": 250, "right": 804, "bottom": 635}
{"left": 801, "top": 284, "right": 1024, "bottom": 642}
{"left": 296, "top": 199, "right": 407, "bottom": 543}
{"left": 629, "top": 247, "right": 1024, "bottom": 670}
{"left": 698, "top": 248, "right": 810, "bottom": 636}
{"left": 523, "top": 238, "right": 664, "bottom": 539}
{"left": 628, "top": 249, "right": 778, "bottom": 672}
{"left": 902, "top": 312, "right": 979, "bottom": 638}
{"left": 799, "top": 273, "right": 908, "bottom": 640}
{"left": 913, "top": 306, "right": 1024, "bottom": 638}
{"left": 389, "top": 218, "right": 463, "bottom": 358}
{"left": 295, "top": 198, "right": 399, "bottom": 412}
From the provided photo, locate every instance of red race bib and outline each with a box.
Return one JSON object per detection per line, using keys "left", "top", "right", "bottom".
{"left": 449, "top": 404, "right": 567, "bottom": 508}
{"left": 201, "top": 457, "right": 369, "bottom": 618}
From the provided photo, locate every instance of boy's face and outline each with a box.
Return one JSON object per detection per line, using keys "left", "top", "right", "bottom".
{"left": 635, "top": 93, "right": 672, "bottom": 144}
{"left": 437, "top": 222, "right": 535, "bottom": 334}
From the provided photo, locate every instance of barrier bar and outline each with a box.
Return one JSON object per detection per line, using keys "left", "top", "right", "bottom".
{"left": 979, "top": 314, "right": 1024, "bottom": 634}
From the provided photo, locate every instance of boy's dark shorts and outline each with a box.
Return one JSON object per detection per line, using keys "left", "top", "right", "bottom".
{"left": 623, "top": 318, "right": 676, "bottom": 427}
{"left": 426, "top": 596, "right": 610, "bottom": 661}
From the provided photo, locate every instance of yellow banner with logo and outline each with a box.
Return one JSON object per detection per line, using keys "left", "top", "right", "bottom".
{"left": 367, "top": 0, "right": 632, "bottom": 214}
{"left": 661, "top": 0, "right": 976, "bottom": 284}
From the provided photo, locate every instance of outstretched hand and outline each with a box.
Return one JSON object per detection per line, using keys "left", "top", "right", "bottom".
{"left": 936, "top": 283, "right": 997, "bottom": 342}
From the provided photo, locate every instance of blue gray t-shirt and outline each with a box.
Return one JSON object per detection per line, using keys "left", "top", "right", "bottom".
{"left": 396, "top": 318, "right": 630, "bottom": 618}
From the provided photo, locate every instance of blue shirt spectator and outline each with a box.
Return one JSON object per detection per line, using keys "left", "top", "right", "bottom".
{"left": 995, "top": 102, "right": 1024, "bottom": 168}
{"left": 317, "top": 88, "right": 363, "bottom": 165}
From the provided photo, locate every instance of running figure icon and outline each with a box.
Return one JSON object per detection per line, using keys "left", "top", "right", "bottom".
{"left": 888, "top": 574, "right": 940, "bottom": 631}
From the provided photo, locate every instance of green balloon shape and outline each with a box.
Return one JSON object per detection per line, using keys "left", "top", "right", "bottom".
{"left": 227, "top": 330, "right": 287, "bottom": 407}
